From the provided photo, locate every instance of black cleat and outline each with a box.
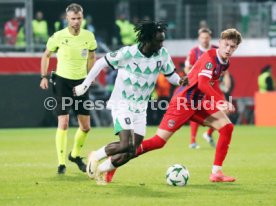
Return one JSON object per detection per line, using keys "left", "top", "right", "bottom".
{"left": 68, "top": 152, "right": 87, "bottom": 172}
{"left": 57, "top": 165, "right": 66, "bottom": 174}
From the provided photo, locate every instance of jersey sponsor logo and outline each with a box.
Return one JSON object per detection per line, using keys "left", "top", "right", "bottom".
{"left": 168, "top": 119, "right": 175, "bottom": 128}
{"left": 81, "top": 49, "right": 88, "bottom": 58}
{"left": 205, "top": 62, "right": 213, "bottom": 70}
{"left": 125, "top": 117, "right": 131, "bottom": 125}
{"left": 156, "top": 60, "right": 162, "bottom": 68}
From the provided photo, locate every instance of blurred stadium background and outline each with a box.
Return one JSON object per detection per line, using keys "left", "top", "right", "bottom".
{"left": 0, "top": 0, "right": 276, "bottom": 128}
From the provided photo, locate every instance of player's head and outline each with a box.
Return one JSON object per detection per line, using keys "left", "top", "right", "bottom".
{"left": 198, "top": 28, "right": 212, "bottom": 49}
{"left": 218, "top": 28, "right": 242, "bottom": 60}
{"left": 65, "top": 3, "right": 83, "bottom": 31}
{"left": 135, "top": 21, "right": 167, "bottom": 53}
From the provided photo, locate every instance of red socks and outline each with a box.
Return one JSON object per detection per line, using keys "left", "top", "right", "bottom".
{"left": 136, "top": 135, "right": 166, "bottom": 156}
{"left": 207, "top": 127, "right": 215, "bottom": 136}
{"left": 190, "top": 121, "right": 199, "bottom": 143}
{"left": 214, "top": 123, "right": 234, "bottom": 166}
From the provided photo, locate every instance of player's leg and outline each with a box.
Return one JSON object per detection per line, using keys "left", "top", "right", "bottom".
{"left": 193, "top": 108, "right": 235, "bottom": 182}
{"left": 68, "top": 79, "right": 91, "bottom": 172}
{"left": 202, "top": 127, "right": 216, "bottom": 147}
{"left": 135, "top": 105, "right": 194, "bottom": 156}
{"left": 86, "top": 110, "right": 135, "bottom": 181}
{"left": 101, "top": 133, "right": 144, "bottom": 183}
{"left": 56, "top": 114, "right": 69, "bottom": 174}
{"left": 68, "top": 114, "right": 90, "bottom": 172}
{"left": 189, "top": 121, "right": 200, "bottom": 149}
{"left": 100, "top": 112, "right": 146, "bottom": 183}
{"left": 53, "top": 75, "right": 71, "bottom": 174}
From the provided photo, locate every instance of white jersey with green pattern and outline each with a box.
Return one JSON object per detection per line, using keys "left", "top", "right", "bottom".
{"left": 105, "top": 44, "right": 175, "bottom": 113}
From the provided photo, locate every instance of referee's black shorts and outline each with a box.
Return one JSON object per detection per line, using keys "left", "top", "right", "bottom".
{"left": 52, "top": 74, "right": 90, "bottom": 116}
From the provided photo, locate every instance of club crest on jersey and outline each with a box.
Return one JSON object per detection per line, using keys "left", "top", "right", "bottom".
{"left": 81, "top": 49, "right": 88, "bottom": 58}
{"left": 205, "top": 62, "right": 213, "bottom": 70}
{"left": 168, "top": 119, "right": 175, "bottom": 128}
{"left": 156, "top": 61, "right": 162, "bottom": 68}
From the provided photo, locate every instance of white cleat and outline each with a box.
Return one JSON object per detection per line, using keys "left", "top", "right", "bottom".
{"left": 188, "top": 143, "right": 200, "bottom": 149}
{"left": 95, "top": 169, "right": 107, "bottom": 186}
{"left": 202, "top": 132, "right": 216, "bottom": 148}
{"left": 86, "top": 151, "right": 99, "bottom": 179}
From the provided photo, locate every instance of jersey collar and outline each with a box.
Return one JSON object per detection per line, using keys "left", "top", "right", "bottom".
{"left": 198, "top": 44, "right": 210, "bottom": 52}
{"left": 216, "top": 49, "right": 228, "bottom": 65}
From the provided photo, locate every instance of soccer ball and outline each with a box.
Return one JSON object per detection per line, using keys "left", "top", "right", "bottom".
{"left": 166, "top": 164, "right": 190, "bottom": 186}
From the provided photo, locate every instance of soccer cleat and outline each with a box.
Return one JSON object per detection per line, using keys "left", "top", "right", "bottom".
{"left": 209, "top": 171, "right": 236, "bottom": 182}
{"left": 57, "top": 165, "right": 66, "bottom": 174}
{"left": 202, "top": 132, "right": 216, "bottom": 148}
{"left": 105, "top": 168, "right": 117, "bottom": 183}
{"left": 68, "top": 152, "right": 87, "bottom": 173}
{"left": 86, "top": 151, "right": 99, "bottom": 179}
{"left": 95, "top": 170, "right": 107, "bottom": 185}
{"left": 189, "top": 143, "right": 200, "bottom": 149}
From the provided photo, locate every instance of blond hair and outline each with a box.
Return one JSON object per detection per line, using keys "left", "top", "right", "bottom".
{"left": 66, "top": 3, "right": 83, "bottom": 13}
{"left": 220, "top": 28, "right": 242, "bottom": 45}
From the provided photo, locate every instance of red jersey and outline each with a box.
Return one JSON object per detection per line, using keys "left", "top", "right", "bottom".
{"left": 174, "top": 49, "right": 229, "bottom": 106}
{"left": 185, "top": 44, "right": 218, "bottom": 67}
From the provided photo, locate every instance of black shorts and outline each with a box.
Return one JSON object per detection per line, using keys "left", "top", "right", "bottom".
{"left": 52, "top": 74, "right": 90, "bottom": 116}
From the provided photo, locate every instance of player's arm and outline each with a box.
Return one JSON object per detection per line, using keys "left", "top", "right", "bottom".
{"left": 198, "top": 65, "right": 235, "bottom": 113}
{"left": 87, "top": 50, "right": 96, "bottom": 72}
{"left": 73, "top": 57, "right": 108, "bottom": 96}
{"left": 40, "top": 49, "right": 53, "bottom": 90}
{"left": 184, "top": 49, "right": 196, "bottom": 74}
{"left": 165, "top": 71, "right": 189, "bottom": 86}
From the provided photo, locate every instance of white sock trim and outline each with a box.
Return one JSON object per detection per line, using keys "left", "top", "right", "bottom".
{"left": 95, "top": 146, "right": 107, "bottom": 161}
{"left": 212, "top": 165, "right": 222, "bottom": 174}
{"left": 98, "top": 158, "right": 115, "bottom": 173}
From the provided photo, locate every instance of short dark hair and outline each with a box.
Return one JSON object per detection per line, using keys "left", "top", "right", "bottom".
{"left": 66, "top": 3, "right": 83, "bottom": 13}
{"left": 134, "top": 21, "right": 167, "bottom": 43}
{"left": 198, "top": 28, "right": 212, "bottom": 36}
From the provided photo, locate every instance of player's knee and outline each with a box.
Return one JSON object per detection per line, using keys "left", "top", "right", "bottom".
{"left": 58, "top": 122, "right": 69, "bottom": 130}
{"left": 128, "top": 145, "right": 136, "bottom": 157}
{"left": 80, "top": 126, "right": 90, "bottom": 133}
{"left": 119, "top": 142, "right": 131, "bottom": 153}
{"left": 58, "top": 116, "right": 69, "bottom": 129}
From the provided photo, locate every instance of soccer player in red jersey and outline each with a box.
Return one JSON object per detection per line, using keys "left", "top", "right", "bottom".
{"left": 184, "top": 28, "right": 218, "bottom": 149}
{"left": 106, "top": 28, "right": 242, "bottom": 183}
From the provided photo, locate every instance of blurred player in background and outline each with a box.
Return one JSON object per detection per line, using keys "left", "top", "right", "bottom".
{"left": 106, "top": 28, "right": 242, "bottom": 184}
{"left": 73, "top": 21, "right": 187, "bottom": 185}
{"left": 40, "top": 3, "right": 97, "bottom": 174}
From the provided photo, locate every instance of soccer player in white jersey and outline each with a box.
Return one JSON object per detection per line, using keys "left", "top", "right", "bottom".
{"left": 73, "top": 21, "right": 187, "bottom": 185}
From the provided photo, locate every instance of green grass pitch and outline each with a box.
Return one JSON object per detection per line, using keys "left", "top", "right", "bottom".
{"left": 0, "top": 126, "right": 275, "bottom": 206}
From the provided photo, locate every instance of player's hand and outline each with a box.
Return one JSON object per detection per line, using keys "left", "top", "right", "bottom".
{"left": 179, "top": 76, "right": 189, "bottom": 86}
{"left": 73, "top": 84, "right": 89, "bottom": 96}
{"left": 217, "top": 101, "right": 235, "bottom": 114}
{"left": 40, "top": 78, "right": 48, "bottom": 90}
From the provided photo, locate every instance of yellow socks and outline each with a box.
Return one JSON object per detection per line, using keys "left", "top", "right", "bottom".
{"left": 71, "top": 128, "right": 88, "bottom": 158}
{"left": 56, "top": 128, "right": 68, "bottom": 165}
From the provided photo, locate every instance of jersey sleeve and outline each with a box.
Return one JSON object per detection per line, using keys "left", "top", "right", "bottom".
{"left": 105, "top": 47, "right": 127, "bottom": 70}
{"left": 197, "top": 55, "right": 216, "bottom": 79}
{"left": 46, "top": 33, "right": 59, "bottom": 52}
{"left": 160, "top": 48, "right": 175, "bottom": 76}
{"left": 88, "top": 32, "right": 97, "bottom": 51}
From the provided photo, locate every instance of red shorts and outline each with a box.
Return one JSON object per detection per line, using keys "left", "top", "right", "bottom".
{"left": 159, "top": 99, "right": 219, "bottom": 132}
